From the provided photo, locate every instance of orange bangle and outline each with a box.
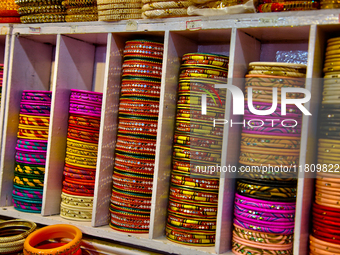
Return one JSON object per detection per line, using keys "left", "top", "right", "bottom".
{"left": 23, "top": 224, "right": 82, "bottom": 255}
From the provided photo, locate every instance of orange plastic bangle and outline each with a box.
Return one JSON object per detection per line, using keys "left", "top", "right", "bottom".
{"left": 23, "top": 224, "right": 82, "bottom": 255}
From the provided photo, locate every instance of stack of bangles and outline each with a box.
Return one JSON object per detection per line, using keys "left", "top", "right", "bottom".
{"left": 15, "top": 0, "right": 66, "bottom": 23}
{"left": 0, "top": 219, "right": 37, "bottom": 254}
{"left": 23, "top": 224, "right": 82, "bottom": 255}
{"left": 13, "top": 90, "right": 52, "bottom": 213}
{"left": 0, "top": 0, "right": 20, "bottom": 23}
{"left": 141, "top": 0, "right": 190, "bottom": 19}
{"left": 109, "top": 39, "right": 163, "bottom": 233}
{"left": 166, "top": 52, "right": 229, "bottom": 246}
{"left": 62, "top": 0, "right": 98, "bottom": 22}
{"left": 256, "top": 0, "right": 319, "bottom": 12}
{"left": 97, "top": 0, "right": 142, "bottom": 21}
{"left": 232, "top": 62, "right": 307, "bottom": 255}
{"left": 309, "top": 36, "right": 340, "bottom": 254}
{"left": 60, "top": 89, "right": 103, "bottom": 221}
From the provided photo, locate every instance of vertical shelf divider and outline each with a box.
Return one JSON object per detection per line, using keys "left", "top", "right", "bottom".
{"left": 42, "top": 35, "right": 95, "bottom": 216}
{"left": 149, "top": 30, "right": 199, "bottom": 239}
{"left": 0, "top": 35, "right": 53, "bottom": 207}
{"left": 294, "top": 24, "right": 323, "bottom": 255}
{"left": 215, "top": 28, "right": 261, "bottom": 254}
{"left": 0, "top": 34, "right": 11, "bottom": 170}
{"left": 92, "top": 33, "right": 123, "bottom": 227}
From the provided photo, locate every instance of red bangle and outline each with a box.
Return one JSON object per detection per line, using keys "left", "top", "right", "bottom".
{"left": 62, "top": 188, "right": 94, "bottom": 197}
{"left": 64, "top": 177, "right": 95, "bottom": 185}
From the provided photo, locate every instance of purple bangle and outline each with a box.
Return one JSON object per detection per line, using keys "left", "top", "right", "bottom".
{"left": 235, "top": 202, "right": 296, "bottom": 214}
{"left": 23, "top": 90, "right": 52, "bottom": 94}
{"left": 234, "top": 214, "right": 295, "bottom": 227}
{"left": 21, "top": 96, "right": 51, "bottom": 101}
{"left": 69, "top": 110, "right": 101, "bottom": 118}
{"left": 242, "top": 129, "right": 301, "bottom": 136}
{"left": 70, "top": 89, "right": 103, "bottom": 96}
{"left": 235, "top": 194, "right": 296, "bottom": 209}
{"left": 20, "top": 105, "right": 51, "bottom": 110}
{"left": 69, "top": 108, "right": 101, "bottom": 115}
{"left": 234, "top": 218, "right": 294, "bottom": 235}
{"left": 234, "top": 208, "right": 295, "bottom": 219}
{"left": 20, "top": 109, "right": 50, "bottom": 114}
{"left": 69, "top": 103, "right": 101, "bottom": 111}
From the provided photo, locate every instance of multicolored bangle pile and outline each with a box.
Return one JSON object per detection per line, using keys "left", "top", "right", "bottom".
{"left": 0, "top": 219, "right": 37, "bottom": 254}
{"left": 256, "top": 0, "right": 319, "bottom": 12}
{"left": 309, "top": 36, "right": 340, "bottom": 254}
{"left": 0, "top": 0, "right": 20, "bottom": 23}
{"left": 232, "top": 62, "right": 307, "bottom": 255}
{"left": 13, "top": 90, "right": 52, "bottom": 213}
{"left": 141, "top": 0, "right": 190, "bottom": 19}
{"left": 62, "top": 0, "right": 98, "bottom": 22}
{"left": 60, "top": 89, "right": 103, "bottom": 222}
{"left": 165, "top": 52, "right": 229, "bottom": 246}
{"left": 15, "top": 0, "right": 66, "bottom": 23}
{"left": 23, "top": 224, "right": 82, "bottom": 255}
{"left": 109, "top": 39, "right": 163, "bottom": 233}
{"left": 97, "top": 0, "right": 142, "bottom": 21}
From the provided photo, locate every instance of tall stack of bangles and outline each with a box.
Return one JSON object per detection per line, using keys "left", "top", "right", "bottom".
{"left": 165, "top": 52, "right": 229, "bottom": 246}
{"left": 13, "top": 90, "right": 52, "bottom": 213}
{"left": 0, "top": 0, "right": 20, "bottom": 23}
{"left": 97, "top": 0, "right": 141, "bottom": 21}
{"left": 232, "top": 62, "right": 307, "bottom": 255}
{"left": 15, "top": 0, "right": 66, "bottom": 23}
{"left": 109, "top": 39, "right": 163, "bottom": 233}
{"left": 23, "top": 224, "right": 82, "bottom": 254}
{"left": 0, "top": 219, "right": 37, "bottom": 254}
{"left": 309, "top": 37, "right": 340, "bottom": 254}
{"left": 62, "top": 0, "right": 98, "bottom": 22}
{"left": 60, "top": 89, "right": 103, "bottom": 221}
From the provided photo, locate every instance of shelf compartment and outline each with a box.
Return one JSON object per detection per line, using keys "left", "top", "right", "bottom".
{"left": 150, "top": 29, "right": 231, "bottom": 254}
{"left": 0, "top": 34, "right": 57, "bottom": 207}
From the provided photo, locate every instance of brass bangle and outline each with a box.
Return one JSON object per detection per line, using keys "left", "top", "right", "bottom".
{"left": 66, "top": 6, "right": 97, "bottom": 14}
{"left": 0, "top": 220, "right": 37, "bottom": 243}
{"left": 98, "top": 13, "right": 141, "bottom": 21}
{"left": 63, "top": 0, "right": 97, "bottom": 6}
{"left": 18, "top": 5, "right": 66, "bottom": 15}
{"left": 20, "top": 13, "right": 65, "bottom": 23}
{"left": 65, "top": 13, "right": 98, "bottom": 22}
{"left": 98, "top": 3, "right": 141, "bottom": 10}
{"left": 16, "top": 0, "right": 63, "bottom": 7}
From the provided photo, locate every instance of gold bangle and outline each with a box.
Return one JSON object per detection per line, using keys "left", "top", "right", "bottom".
{"left": 98, "top": 13, "right": 141, "bottom": 20}
{"left": 65, "top": 13, "right": 97, "bottom": 21}
{"left": 142, "top": 8, "right": 187, "bottom": 18}
{"left": 98, "top": 8, "right": 141, "bottom": 15}
{"left": 98, "top": 3, "right": 142, "bottom": 10}
{"left": 66, "top": 6, "right": 97, "bottom": 14}
{"left": 98, "top": 0, "right": 141, "bottom": 4}
{"left": 0, "top": 220, "right": 37, "bottom": 243}
{"left": 20, "top": 13, "right": 65, "bottom": 23}
{"left": 18, "top": 5, "right": 66, "bottom": 15}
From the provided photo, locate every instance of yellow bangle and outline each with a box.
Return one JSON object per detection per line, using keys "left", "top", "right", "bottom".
{"left": 24, "top": 224, "right": 82, "bottom": 255}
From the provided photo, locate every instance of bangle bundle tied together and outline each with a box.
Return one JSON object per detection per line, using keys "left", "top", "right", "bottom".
{"left": 309, "top": 36, "right": 340, "bottom": 254}
{"left": 232, "top": 62, "right": 307, "bottom": 255}
{"left": 62, "top": 0, "right": 98, "bottom": 22}
{"left": 23, "top": 224, "right": 82, "bottom": 255}
{"left": 166, "top": 52, "right": 229, "bottom": 246}
{"left": 15, "top": 0, "right": 66, "bottom": 23}
{"left": 60, "top": 89, "right": 103, "bottom": 221}
{"left": 141, "top": 0, "right": 192, "bottom": 19}
{"left": 13, "top": 90, "right": 52, "bottom": 213}
{"left": 0, "top": 219, "right": 37, "bottom": 254}
{"left": 97, "top": 0, "right": 142, "bottom": 21}
{"left": 109, "top": 39, "right": 163, "bottom": 233}
{"left": 0, "top": 0, "right": 20, "bottom": 23}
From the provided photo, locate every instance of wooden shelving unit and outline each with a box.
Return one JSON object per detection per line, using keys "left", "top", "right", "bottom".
{"left": 1, "top": 10, "right": 340, "bottom": 255}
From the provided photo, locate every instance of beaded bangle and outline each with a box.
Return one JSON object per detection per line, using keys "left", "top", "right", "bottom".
{"left": 18, "top": 5, "right": 66, "bottom": 15}
{"left": 234, "top": 219, "right": 294, "bottom": 235}
{"left": 20, "top": 13, "right": 66, "bottom": 23}
{"left": 67, "top": 138, "right": 98, "bottom": 151}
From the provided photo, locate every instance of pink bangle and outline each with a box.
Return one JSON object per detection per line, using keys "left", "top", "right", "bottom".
{"left": 234, "top": 214, "right": 295, "bottom": 227}
{"left": 235, "top": 194, "right": 296, "bottom": 209}
{"left": 234, "top": 218, "right": 294, "bottom": 235}
{"left": 234, "top": 210, "right": 294, "bottom": 222}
